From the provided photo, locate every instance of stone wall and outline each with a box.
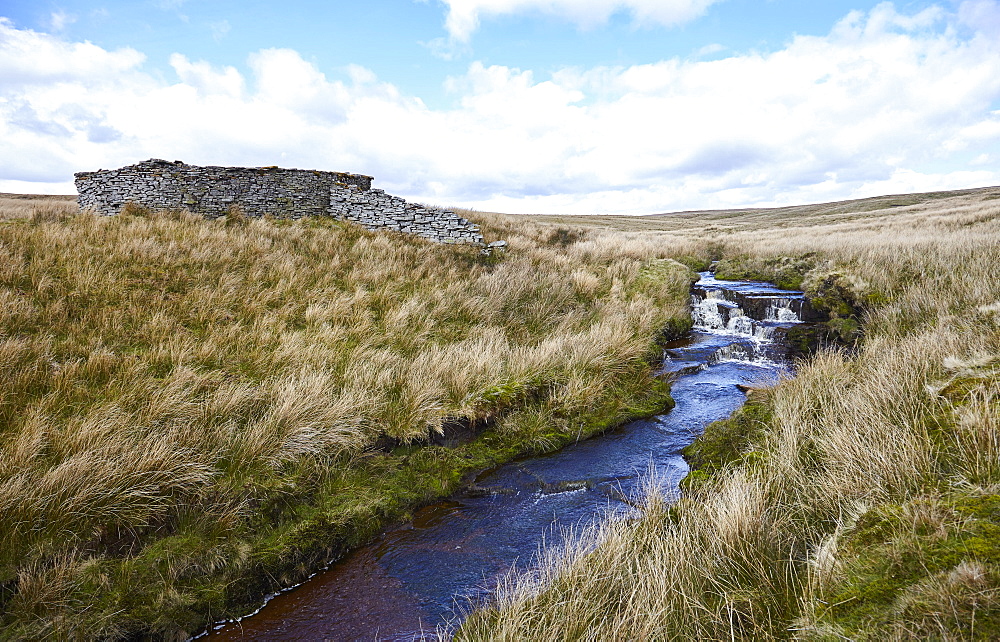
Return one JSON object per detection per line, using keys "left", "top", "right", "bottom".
{"left": 75, "top": 159, "right": 484, "bottom": 245}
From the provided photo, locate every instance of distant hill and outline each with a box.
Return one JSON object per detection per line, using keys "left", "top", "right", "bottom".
{"left": 520, "top": 185, "right": 1000, "bottom": 233}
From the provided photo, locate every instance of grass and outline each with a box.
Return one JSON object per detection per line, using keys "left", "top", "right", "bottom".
{"left": 457, "top": 186, "right": 1000, "bottom": 640}
{"left": 0, "top": 196, "right": 699, "bottom": 639}
{"left": 6, "top": 186, "right": 1000, "bottom": 640}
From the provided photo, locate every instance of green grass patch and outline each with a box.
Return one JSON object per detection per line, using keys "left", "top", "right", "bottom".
{"left": 714, "top": 254, "right": 815, "bottom": 290}
{"left": 680, "top": 390, "right": 772, "bottom": 491}
{"left": 818, "top": 493, "right": 1000, "bottom": 639}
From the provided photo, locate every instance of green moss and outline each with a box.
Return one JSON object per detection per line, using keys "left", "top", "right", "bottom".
{"left": 825, "top": 317, "right": 861, "bottom": 343}
{"left": 671, "top": 255, "right": 713, "bottom": 272}
{"left": 782, "top": 314, "right": 862, "bottom": 358}
{"left": 680, "top": 391, "right": 772, "bottom": 490}
{"left": 803, "top": 271, "right": 865, "bottom": 319}
{"left": 817, "top": 493, "right": 1000, "bottom": 639}
{"left": 953, "top": 494, "right": 1000, "bottom": 521}
{"left": 659, "top": 316, "right": 694, "bottom": 344}
{"left": 714, "top": 254, "right": 814, "bottom": 291}
{"left": 784, "top": 323, "right": 823, "bottom": 357}
{"left": 937, "top": 365, "right": 1000, "bottom": 405}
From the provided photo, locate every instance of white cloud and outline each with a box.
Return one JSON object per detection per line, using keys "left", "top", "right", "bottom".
{"left": 850, "top": 168, "right": 998, "bottom": 199}
{"left": 958, "top": 0, "right": 1000, "bottom": 32}
{"left": 49, "top": 11, "right": 77, "bottom": 32}
{"left": 0, "top": 18, "right": 145, "bottom": 84}
{"left": 1, "top": 4, "right": 999, "bottom": 212}
{"left": 438, "top": 0, "right": 724, "bottom": 43}
{"left": 420, "top": 36, "right": 471, "bottom": 61}
{"left": 169, "top": 54, "right": 244, "bottom": 97}
{"left": 694, "top": 43, "right": 725, "bottom": 57}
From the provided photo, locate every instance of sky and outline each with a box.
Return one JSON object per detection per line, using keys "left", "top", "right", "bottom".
{"left": 1, "top": 0, "right": 999, "bottom": 214}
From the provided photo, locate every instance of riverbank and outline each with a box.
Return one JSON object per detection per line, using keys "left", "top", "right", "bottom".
{"left": 0, "top": 199, "right": 696, "bottom": 639}
{"left": 459, "top": 188, "right": 1000, "bottom": 639}
{"left": 204, "top": 270, "right": 806, "bottom": 638}
{"left": 4, "top": 188, "right": 998, "bottom": 639}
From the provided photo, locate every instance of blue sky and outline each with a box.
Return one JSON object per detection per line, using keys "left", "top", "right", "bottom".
{"left": 2, "top": 0, "right": 923, "bottom": 107}
{"left": 1, "top": 0, "right": 999, "bottom": 213}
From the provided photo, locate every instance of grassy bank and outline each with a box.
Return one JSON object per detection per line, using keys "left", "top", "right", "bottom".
{"left": 459, "top": 188, "right": 1000, "bottom": 639}
{"left": 0, "top": 197, "right": 698, "bottom": 639}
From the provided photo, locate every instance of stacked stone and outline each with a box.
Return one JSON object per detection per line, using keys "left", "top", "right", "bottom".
{"left": 75, "top": 159, "right": 371, "bottom": 220}
{"left": 329, "top": 185, "right": 483, "bottom": 245}
{"left": 75, "top": 159, "right": 484, "bottom": 246}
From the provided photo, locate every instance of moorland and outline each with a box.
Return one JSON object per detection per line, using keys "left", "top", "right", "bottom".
{"left": 462, "top": 186, "right": 1000, "bottom": 640}
{"left": 1, "top": 186, "right": 999, "bottom": 639}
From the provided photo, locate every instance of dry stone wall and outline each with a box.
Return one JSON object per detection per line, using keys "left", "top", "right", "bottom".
{"left": 75, "top": 159, "right": 485, "bottom": 245}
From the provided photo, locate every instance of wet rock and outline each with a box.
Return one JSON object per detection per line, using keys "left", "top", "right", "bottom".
{"left": 691, "top": 284, "right": 823, "bottom": 322}
{"left": 481, "top": 240, "right": 509, "bottom": 256}
{"left": 782, "top": 319, "right": 862, "bottom": 358}
{"left": 464, "top": 484, "right": 516, "bottom": 498}
{"left": 803, "top": 270, "right": 866, "bottom": 319}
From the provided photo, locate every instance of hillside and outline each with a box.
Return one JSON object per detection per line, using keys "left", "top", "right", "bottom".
{"left": 521, "top": 185, "right": 1000, "bottom": 234}
{"left": 3, "top": 186, "right": 1000, "bottom": 639}
{"left": 0, "top": 197, "right": 693, "bottom": 639}
{"left": 461, "top": 186, "right": 1000, "bottom": 639}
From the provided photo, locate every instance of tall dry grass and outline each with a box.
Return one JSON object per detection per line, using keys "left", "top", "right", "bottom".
{"left": 459, "top": 189, "right": 1000, "bottom": 640}
{"left": 0, "top": 200, "right": 697, "bottom": 638}
{"left": 0, "top": 193, "right": 78, "bottom": 222}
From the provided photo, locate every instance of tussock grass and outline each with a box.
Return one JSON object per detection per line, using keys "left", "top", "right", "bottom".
{"left": 0, "top": 201, "right": 696, "bottom": 638}
{"left": 0, "top": 193, "right": 78, "bottom": 223}
{"left": 459, "top": 188, "right": 1000, "bottom": 640}
{"left": 8, "top": 187, "right": 999, "bottom": 639}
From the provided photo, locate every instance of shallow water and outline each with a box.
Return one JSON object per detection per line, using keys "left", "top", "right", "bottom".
{"left": 205, "top": 273, "right": 806, "bottom": 641}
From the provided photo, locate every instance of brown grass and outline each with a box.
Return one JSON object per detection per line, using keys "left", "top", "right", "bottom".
{"left": 0, "top": 198, "right": 695, "bottom": 638}
{"left": 458, "top": 187, "right": 1000, "bottom": 640}
{"left": 6, "top": 185, "right": 1000, "bottom": 639}
{"left": 0, "top": 193, "right": 78, "bottom": 222}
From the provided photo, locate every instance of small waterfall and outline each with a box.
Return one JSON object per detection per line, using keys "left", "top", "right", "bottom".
{"left": 754, "top": 325, "right": 775, "bottom": 343}
{"left": 709, "top": 343, "right": 753, "bottom": 364}
{"left": 690, "top": 292, "right": 728, "bottom": 331}
{"left": 691, "top": 292, "right": 776, "bottom": 339}
{"left": 691, "top": 292, "right": 770, "bottom": 363}
{"left": 690, "top": 274, "right": 807, "bottom": 365}
{"left": 726, "top": 312, "right": 754, "bottom": 336}
{"left": 766, "top": 298, "right": 802, "bottom": 323}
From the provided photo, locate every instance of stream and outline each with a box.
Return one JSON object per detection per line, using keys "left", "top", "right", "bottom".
{"left": 204, "top": 272, "right": 814, "bottom": 641}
